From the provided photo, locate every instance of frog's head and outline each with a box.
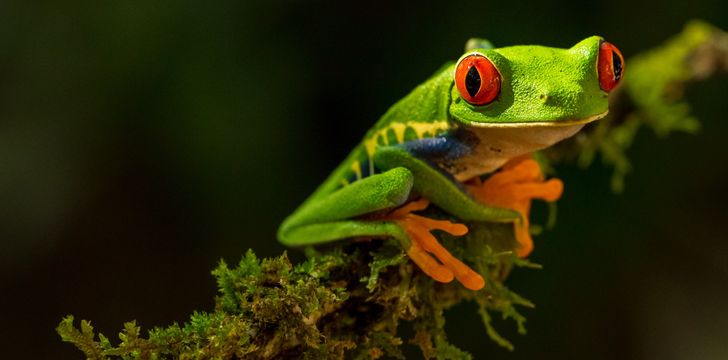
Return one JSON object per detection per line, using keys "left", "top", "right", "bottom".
{"left": 449, "top": 36, "right": 624, "bottom": 128}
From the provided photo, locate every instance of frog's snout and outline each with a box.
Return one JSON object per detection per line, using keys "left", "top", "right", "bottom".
{"left": 539, "top": 92, "right": 562, "bottom": 107}
{"left": 537, "top": 85, "right": 580, "bottom": 107}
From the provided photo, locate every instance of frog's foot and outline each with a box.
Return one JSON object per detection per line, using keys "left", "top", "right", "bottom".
{"left": 466, "top": 155, "right": 563, "bottom": 257}
{"left": 385, "top": 199, "right": 485, "bottom": 290}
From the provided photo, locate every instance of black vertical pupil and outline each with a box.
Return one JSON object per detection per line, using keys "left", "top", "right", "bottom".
{"left": 612, "top": 52, "right": 623, "bottom": 81}
{"left": 465, "top": 66, "right": 481, "bottom": 97}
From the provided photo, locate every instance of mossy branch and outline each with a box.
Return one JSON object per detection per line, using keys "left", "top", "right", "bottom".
{"left": 58, "top": 21, "right": 727, "bottom": 359}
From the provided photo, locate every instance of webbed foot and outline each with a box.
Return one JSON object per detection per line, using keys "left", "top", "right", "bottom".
{"left": 466, "top": 155, "right": 563, "bottom": 257}
{"left": 385, "top": 199, "right": 485, "bottom": 290}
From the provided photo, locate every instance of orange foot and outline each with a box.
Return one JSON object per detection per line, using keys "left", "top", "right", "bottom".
{"left": 385, "top": 199, "right": 485, "bottom": 290}
{"left": 466, "top": 154, "right": 563, "bottom": 257}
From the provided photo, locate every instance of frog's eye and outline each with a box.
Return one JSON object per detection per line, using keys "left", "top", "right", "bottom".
{"left": 455, "top": 54, "right": 501, "bottom": 105}
{"left": 598, "top": 41, "right": 625, "bottom": 92}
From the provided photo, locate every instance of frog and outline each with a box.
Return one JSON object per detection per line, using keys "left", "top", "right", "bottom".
{"left": 278, "top": 36, "right": 624, "bottom": 290}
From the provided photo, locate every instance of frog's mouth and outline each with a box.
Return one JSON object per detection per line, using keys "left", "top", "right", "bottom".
{"left": 450, "top": 110, "right": 608, "bottom": 181}
{"left": 463, "top": 110, "right": 608, "bottom": 128}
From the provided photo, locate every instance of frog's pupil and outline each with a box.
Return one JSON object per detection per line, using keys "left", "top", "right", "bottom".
{"left": 465, "top": 66, "right": 481, "bottom": 97}
{"left": 612, "top": 52, "right": 623, "bottom": 81}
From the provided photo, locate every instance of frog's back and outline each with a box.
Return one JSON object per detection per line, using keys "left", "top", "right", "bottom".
{"left": 307, "top": 64, "right": 457, "bottom": 199}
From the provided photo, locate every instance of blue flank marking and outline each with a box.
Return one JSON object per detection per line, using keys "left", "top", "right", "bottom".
{"left": 343, "top": 129, "right": 478, "bottom": 186}
{"left": 397, "top": 129, "right": 479, "bottom": 189}
{"left": 360, "top": 159, "right": 372, "bottom": 178}
{"left": 345, "top": 158, "right": 372, "bottom": 185}
{"left": 398, "top": 129, "right": 477, "bottom": 162}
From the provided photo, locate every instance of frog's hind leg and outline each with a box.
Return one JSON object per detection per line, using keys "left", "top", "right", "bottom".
{"left": 280, "top": 201, "right": 480, "bottom": 289}
{"left": 278, "top": 166, "right": 461, "bottom": 284}
{"left": 281, "top": 217, "right": 462, "bottom": 284}
{"left": 278, "top": 167, "right": 415, "bottom": 246}
{"left": 278, "top": 166, "right": 483, "bottom": 290}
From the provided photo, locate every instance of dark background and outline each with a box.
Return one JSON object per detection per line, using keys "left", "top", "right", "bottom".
{"left": 2, "top": 1, "right": 727, "bottom": 358}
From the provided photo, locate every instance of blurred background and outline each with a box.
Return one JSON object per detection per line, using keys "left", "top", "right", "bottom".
{"left": 1, "top": 0, "right": 727, "bottom": 358}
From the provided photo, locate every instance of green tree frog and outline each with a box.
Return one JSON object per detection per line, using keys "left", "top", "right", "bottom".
{"left": 278, "top": 37, "right": 624, "bottom": 290}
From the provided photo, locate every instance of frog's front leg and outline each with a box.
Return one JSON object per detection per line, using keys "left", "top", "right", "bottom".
{"left": 278, "top": 167, "right": 415, "bottom": 247}
{"left": 466, "top": 154, "right": 563, "bottom": 257}
{"left": 373, "top": 145, "right": 520, "bottom": 223}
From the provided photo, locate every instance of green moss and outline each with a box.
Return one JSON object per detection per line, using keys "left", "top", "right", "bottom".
{"left": 58, "top": 234, "right": 535, "bottom": 359}
{"left": 58, "top": 20, "right": 727, "bottom": 359}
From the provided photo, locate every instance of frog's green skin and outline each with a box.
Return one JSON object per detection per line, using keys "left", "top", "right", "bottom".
{"left": 278, "top": 37, "right": 609, "bottom": 250}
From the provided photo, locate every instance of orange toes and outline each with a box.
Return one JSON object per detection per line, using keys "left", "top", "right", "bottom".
{"left": 385, "top": 199, "right": 484, "bottom": 290}
{"left": 406, "top": 240, "right": 454, "bottom": 283}
{"left": 466, "top": 154, "right": 563, "bottom": 258}
{"left": 541, "top": 178, "right": 564, "bottom": 202}
{"left": 456, "top": 269, "right": 486, "bottom": 291}
{"left": 514, "top": 223, "right": 534, "bottom": 257}
{"left": 389, "top": 198, "right": 430, "bottom": 217}
{"left": 405, "top": 219, "right": 483, "bottom": 290}
{"left": 511, "top": 178, "right": 563, "bottom": 202}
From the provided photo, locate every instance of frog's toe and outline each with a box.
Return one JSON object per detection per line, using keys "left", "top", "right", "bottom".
{"left": 406, "top": 241, "right": 455, "bottom": 283}
{"left": 466, "top": 154, "right": 563, "bottom": 258}
{"left": 385, "top": 199, "right": 485, "bottom": 290}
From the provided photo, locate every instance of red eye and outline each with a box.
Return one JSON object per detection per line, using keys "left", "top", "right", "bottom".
{"left": 598, "top": 41, "right": 625, "bottom": 92}
{"left": 455, "top": 54, "right": 501, "bottom": 105}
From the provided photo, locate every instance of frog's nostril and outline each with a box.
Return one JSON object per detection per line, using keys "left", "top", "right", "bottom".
{"left": 539, "top": 85, "right": 580, "bottom": 106}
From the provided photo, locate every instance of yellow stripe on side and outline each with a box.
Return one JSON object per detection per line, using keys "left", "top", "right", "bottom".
{"left": 356, "top": 120, "right": 451, "bottom": 180}
{"left": 362, "top": 121, "right": 451, "bottom": 159}
{"left": 351, "top": 160, "right": 363, "bottom": 180}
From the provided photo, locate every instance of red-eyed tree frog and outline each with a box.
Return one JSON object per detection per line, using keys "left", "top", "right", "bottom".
{"left": 278, "top": 37, "right": 624, "bottom": 290}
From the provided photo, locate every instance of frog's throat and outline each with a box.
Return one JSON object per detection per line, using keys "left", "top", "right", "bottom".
{"left": 463, "top": 110, "right": 608, "bottom": 128}
{"left": 449, "top": 111, "right": 607, "bottom": 182}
